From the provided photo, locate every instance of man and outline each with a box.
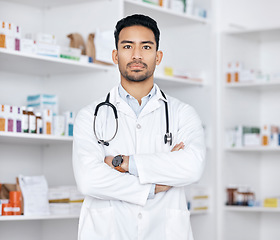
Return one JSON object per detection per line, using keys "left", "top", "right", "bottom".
{"left": 73, "top": 14, "right": 205, "bottom": 240}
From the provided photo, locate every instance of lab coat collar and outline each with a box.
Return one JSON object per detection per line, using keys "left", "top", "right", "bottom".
{"left": 109, "top": 83, "right": 167, "bottom": 118}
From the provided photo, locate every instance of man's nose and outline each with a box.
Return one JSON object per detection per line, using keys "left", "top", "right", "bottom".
{"left": 132, "top": 47, "right": 142, "bottom": 60}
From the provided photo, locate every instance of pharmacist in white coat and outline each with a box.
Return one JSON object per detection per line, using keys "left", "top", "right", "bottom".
{"left": 73, "top": 14, "right": 205, "bottom": 240}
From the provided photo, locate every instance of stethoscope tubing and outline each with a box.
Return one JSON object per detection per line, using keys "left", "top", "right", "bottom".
{"left": 93, "top": 90, "right": 172, "bottom": 146}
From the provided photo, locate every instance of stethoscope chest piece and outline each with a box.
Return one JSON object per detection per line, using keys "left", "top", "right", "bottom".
{"left": 164, "top": 132, "right": 172, "bottom": 146}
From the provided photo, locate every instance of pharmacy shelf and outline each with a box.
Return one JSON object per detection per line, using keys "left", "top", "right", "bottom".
{"left": 190, "top": 210, "right": 209, "bottom": 215}
{"left": 224, "top": 206, "right": 280, "bottom": 213}
{"left": 0, "top": 132, "right": 73, "bottom": 145}
{"left": 0, "top": 213, "right": 79, "bottom": 221}
{"left": 155, "top": 74, "right": 204, "bottom": 86}
{"left": 0, "top": 210, "right": 206, "bottom": 221}
{"left": 0, "top": 48, "right": 114, "bottom": 77}
{"left": 224, "top": 26, "right": 280, "bottom": 42}
{"left": 226, "top": 80, "right": 280, "bottom": 90}
{"left": 225, "top": 146, "right": 280, "bottom": 152}
{"left": 124, "top": 0, "right": 208, "bottom": 27}
{"left": 5, "top": 0, "right": 103, "bottom": 9}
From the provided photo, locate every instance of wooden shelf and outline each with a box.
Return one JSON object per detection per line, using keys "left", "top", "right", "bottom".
{"left": 0, "top": 48, "right": 115, "bottom": 77}
{"left": 0, "top": 213, "right": 79, "bottom": 221}
{"left": 225, "top": 206, "right": 280, "bottom": 213}
{"left": 124, "top": 0, "right": 208, "bottom": 27}
{"left": 0, "top": 132, "right": 73, "bottom": 145}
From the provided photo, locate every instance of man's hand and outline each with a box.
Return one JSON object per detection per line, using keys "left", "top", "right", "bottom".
{"left": 155, "top": 184, "right": 172, "bottom": 194}
{"left": 171, "top": 142, "right": 185, "bottom": 152}
{"left": 104, "top": 142, "right": 185, "bottom": 194}
{"left": 155, "top": 142, "right": 185, "bottom": 194}
{"left": 104, "top": 156, "right": 114, "bottom": 168}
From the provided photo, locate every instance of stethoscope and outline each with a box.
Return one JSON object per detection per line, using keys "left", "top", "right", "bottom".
{"left": 93, "top": 90, "right": 172, "bottom": 146}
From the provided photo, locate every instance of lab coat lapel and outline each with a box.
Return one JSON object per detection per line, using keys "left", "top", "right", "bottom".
{"left": 110, "top": 86, "right": 136, "bottom": 119}
{"left": 139, "top": 84, "right": 167, "bottom": 118}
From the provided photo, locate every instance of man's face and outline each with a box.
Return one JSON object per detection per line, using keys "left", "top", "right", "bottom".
{"left": 112, "top": 25, "right": 162, "bottom": 82}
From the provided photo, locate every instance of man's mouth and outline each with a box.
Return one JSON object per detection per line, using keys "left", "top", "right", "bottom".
{"left": 127, "top": 62, "right": 147, "bottom": 70}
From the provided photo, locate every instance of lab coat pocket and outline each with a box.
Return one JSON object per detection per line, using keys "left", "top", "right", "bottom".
{"left": 79, "top": 206, "right": 116, "bottom": 240}
{"left": 165, "top": 208, "right": 192, "bottom": 240}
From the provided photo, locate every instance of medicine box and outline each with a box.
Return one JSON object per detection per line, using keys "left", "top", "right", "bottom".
{"left": 64, "top": 111, "right": 75, "bottom": 136}
{"left": 60, "top": 46, "right": 81, "bottom": 61}
{"left": 264, "top": 198, "right": 280, "bottom": 208}
{"left": 186, "top": 185, "right": 210, "bottom": 212}
{"left": 36, "top": 43, "right": 60, "bottom": 58}
{"left": 53, "top": 115, "right": 65, "bottom": 136}
{"left": 36, "top": 33, "right": 56, "bottom": 45}
{"left": 27, "top": 94, "right": 58, "bottom": 115}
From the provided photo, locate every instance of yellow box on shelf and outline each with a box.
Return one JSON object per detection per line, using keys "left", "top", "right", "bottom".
{"left": 164, "top": 67, "right": 173, "bottom": 76}
{"left": 263, "top": 198, "right": 280, "bottom": 208}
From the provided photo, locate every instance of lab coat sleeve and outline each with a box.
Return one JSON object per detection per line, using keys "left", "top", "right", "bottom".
{"left": 72, "top": 105, "right": 152, "bottom": 206}
{"left": 134, "top": 104, "right": 206, "bottom": 187}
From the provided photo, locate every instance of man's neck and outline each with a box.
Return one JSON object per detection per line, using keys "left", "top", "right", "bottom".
{"left": 121, "top": 78, "right": 154, "bottom": 105}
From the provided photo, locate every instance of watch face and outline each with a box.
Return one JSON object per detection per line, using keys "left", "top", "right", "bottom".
{"left": 112, "top": 155, "right": 123, "bottom": 167}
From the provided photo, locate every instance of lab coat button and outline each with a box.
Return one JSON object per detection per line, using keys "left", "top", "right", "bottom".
{"left": 136, "top": 124, "right": 141, "bottom": 129}
{"left": 138, "top": 213, "right": 142, "bottom": 219}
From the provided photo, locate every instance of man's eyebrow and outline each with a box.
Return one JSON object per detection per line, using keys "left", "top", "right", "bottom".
{"left": 120, "top": 40, "right": 155, "bottom": 45}
{"left": 141, "top": 41, "right": 154, "bottom": 45}
{"left": 120, "top": 40, "right": 134, "bottom": 44}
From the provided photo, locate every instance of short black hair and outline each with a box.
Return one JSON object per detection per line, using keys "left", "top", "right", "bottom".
{"left": 114, "top": 14, "right": 160, "bottom": 50}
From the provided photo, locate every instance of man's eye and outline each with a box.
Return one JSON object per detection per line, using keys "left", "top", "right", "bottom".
{"left": 124, "top": 45, "right": 132, "bottom": 49}
{"left": 143, "top": 45, "right": 151, "bottom": 50}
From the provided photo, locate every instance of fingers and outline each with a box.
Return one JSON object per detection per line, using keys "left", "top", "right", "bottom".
{"left": 171, "top": 142, "right": 185, "bottom": 152}
{"left": 155, "top": 184, "right": 172, "bottom": 194}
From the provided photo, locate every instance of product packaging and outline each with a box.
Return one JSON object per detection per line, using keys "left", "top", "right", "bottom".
{"left": 27, "top": 94, "right": 58, "bottom": 115}
{"left": 21, "top": 106, "right": 29, "bottom": 133}
{"left": 43, "top": 109, "right": 53, "bottom": 135}
{"left": 186, "top": 185, "right": 210, "bottom": 212}
{"left": 169, "top": 0, "right": 185, "bottom": 13}
{"left": 0, "top": 199, "right": 9, "bottom": 216}
{"left": 6, "top": 22, "right": 15, "bottom": 51}
{"left": 27, "top": 107, "right": 36, "bottom": 134}
{"left": 35, "top": 112, "right": 43, "bottom": 134}
{"left": 15, "top": 26, "right": 21, "bottom": 51}
{"left": 20, "top": 38, "right": 36, "bottom": 54}
{"left": 186, "top": 0, "right": 194, "bottom": 15}
{"left": 53, "top": 115, "right": 65, "bottom": 136}
{"left": 7, "top": 105, "right": 15, "bottom": 132}
{"left": 15, "top": 106, "right": 22, "bottom": 133}
{"left": 0, "top": 20, "right": 7, "bottom": 48}
{"left": 36, "top": 33, "right": 56, "bottom": 45}
{"left": 36, "top": 43, "right": 60, "bottom": 57}
{"left": 64, "top": 111, "right": 75, "bottom": 136}
{"left": 264, "top": 197, "right": 280, "bottom": 208}
{"left": 60, "top": 46, "right": 81, "bottom": 61}
{"left": 261, "top": 124, "right": 269, "bottom": 146}
{"left": 0, "top": 104, "right": 6, "bottom": 132}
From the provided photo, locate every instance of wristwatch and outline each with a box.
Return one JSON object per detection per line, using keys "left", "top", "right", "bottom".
{"left": 112, "top": 155, "right": 126, "bottom": 172}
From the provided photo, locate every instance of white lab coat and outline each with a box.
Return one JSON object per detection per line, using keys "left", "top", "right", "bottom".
{"left": 73, "top": 84, "right": 206, "bottom": 240}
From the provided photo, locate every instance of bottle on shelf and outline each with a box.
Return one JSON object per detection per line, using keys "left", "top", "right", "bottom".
{"left": 36, "top": 112, "right": 43, "bottom": 134}
{"left": 261, "top": 125, "right": 269, "bottom": 146}
{"left": 21, "top": 106, "right": 29, "bottom": 133}
{"left": 27, "top": 107, "right": 36, "bottom": 134}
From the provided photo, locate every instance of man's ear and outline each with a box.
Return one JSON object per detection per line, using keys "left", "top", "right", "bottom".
{"left": 156, "top": 50, "right": 163, "bottom": 66}
{"left": 112, "top": 49, "right": 118, "bottom": 64}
